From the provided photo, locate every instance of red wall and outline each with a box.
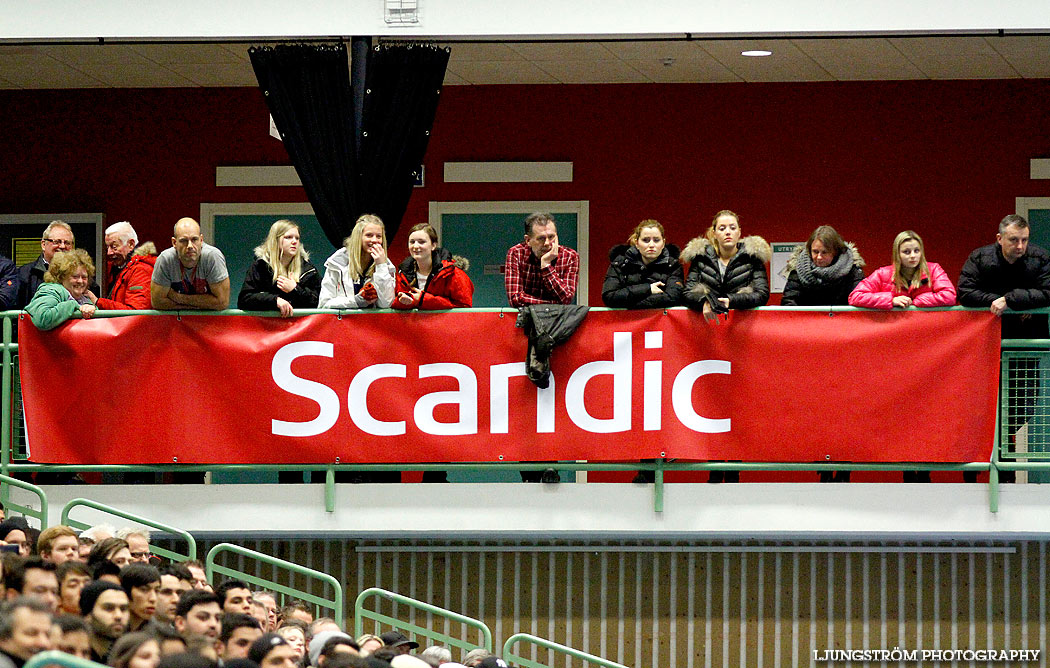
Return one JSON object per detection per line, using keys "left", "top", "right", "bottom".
{"left": 2, "top": 79, "right": 1049, "bottom": 304}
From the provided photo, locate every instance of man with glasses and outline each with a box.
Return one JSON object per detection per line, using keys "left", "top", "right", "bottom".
{"left": 115, "top": 528, "right": 152, "bottom": 564}
{"left": 16, "top": 220, "right": 77, "bottom": 308}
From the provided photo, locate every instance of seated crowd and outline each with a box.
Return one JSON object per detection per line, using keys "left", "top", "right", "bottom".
{"left": 0, "top": 512, "right": 505, "bottom": 668}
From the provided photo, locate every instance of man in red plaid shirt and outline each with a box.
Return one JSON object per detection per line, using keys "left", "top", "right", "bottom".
{"left": 504, "top": 213, "right": 579, "bottom": 306}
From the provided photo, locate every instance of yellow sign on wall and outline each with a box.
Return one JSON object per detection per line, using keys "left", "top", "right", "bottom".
{"left": 13, "top": 239, "right": 40, "bottom": 267}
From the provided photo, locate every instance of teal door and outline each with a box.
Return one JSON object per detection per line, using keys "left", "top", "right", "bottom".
{"left": 439, "top": 212, "right": 579, "bottom": 307}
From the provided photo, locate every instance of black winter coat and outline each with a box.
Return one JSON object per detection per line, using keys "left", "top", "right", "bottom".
{"left": 958, "top": 242, "right": 1050, "bottom": 338}
{"left": 681, "top": 235, "right": 771, "bottom": 310}
{"left": 237, "top": 257, "right": 322, "bottom": 311}
{"left": 781, "top": 243, "right": 865, "bottom": 306}
{"left": 601, "top": 244, "right": 684, "bottom": 308}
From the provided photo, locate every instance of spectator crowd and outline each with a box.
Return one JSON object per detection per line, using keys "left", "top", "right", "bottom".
{"left": 0, "top": 510, "right": 510, "bottom": 668}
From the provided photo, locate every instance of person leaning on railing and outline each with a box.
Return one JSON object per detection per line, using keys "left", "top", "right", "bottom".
{"left": 150, "top": 217, "right": 231, "bottom": 311}
{"left": 848, "top": 230, "right": 956, "bottom": 312}
{"left": 392, "top": 223, "right": 474, "bottom": 310}
{"left": 849, "top": 230, "right": 957, "bottom": 482}
{"left": 681, "top": 210, "right": 770, "bottom": 483}
{"left": 601, "top": 218, "right": 683, "bottom": 310}
{"left": 957, "top": 213, "right": 1050, "bottom": 484}
{"left": 317, "top": 214, "right": 395, "bottom": 309}
{"left": 238, "top": 220, "right": 321, "bottom": 318}
{"left": 781, "top": 225, "right": 865, "bottom": 307}
{"left": 24, "top": 249, "right": 100, "bottom": 330}
{"left": 681, "top": 209, "right": 771, "bottom": 321}
{"left": 781, "top": 225, "right": 866, "bottom": 483}
{"left": 602, "top": 218, "right": 684, "bottom": 484}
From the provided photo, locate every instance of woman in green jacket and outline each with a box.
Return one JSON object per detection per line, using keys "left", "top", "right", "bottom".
{"left": 25, "top": 249, "right": 98, "bottom": 330}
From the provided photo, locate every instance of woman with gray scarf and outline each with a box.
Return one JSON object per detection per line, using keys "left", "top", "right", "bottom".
{"left": 781, "top": 225, "right": 865, "bottom": 482}
{"left": 781, "top": 225, "right": 865, "bottom": 306}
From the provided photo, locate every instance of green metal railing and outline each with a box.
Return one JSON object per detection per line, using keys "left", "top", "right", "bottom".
{"left": 503, "top": 633, "right": 631, "bottom": 668}
{"left": 60, "top": 498, "right": 196, "bottom": 562}
{"left": 206, "top": 542, "right": 344, "bottom": 626}
{"left": 0, "top": 473, "right": 47, "bottom": 528}
{"left": 25, "top": 651, "right": 107, "bottom": 668}
{"left": 354, "top": 587, "right": 493, "bottom": 653}
{"left": 0, "top": 306, "right": 1041, "bottom": 516}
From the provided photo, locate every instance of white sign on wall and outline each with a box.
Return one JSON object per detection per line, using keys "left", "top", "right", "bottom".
{"left": 770, "top": 242, "right": 801, "bottom": 294}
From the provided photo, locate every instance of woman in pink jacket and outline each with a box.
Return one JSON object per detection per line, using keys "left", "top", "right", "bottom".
{"left": 848, "top": 230, "right": 955, "bottom": 482}
{"left": 849, "top": 230, "right": 956, "bottom": 310}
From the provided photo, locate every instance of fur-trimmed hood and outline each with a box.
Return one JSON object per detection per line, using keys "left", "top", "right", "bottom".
{"left": 784, "top": 241, "right": 864, "bottom": 274}
{"left": 680, "top": 235, "right": 771, "bottom": 265}
{"left": 133, "top": 241, "right": 157, "bottom": 257}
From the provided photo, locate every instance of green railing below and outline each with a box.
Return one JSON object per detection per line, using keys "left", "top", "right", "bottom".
{"left": 503, "top": 633, "right": 631, "bottom": 668}
{"left": 60, "top": 497, "right": 196, "bottom": 562}
{"left": 206, "top": 542, "right": 344, "bottom": 626}
{"left": 25, "top": 651, "right": 107, "bottom": 668}
{"left": 355, "top": 587, "right": 493, "bottom": 654}
{"left": 0, "top": 474, "right": 47, "bottom": 529}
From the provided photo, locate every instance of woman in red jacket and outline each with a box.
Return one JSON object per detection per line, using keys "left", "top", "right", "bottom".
{"left": 849, "top": 230, "right": 956, "bottom": 310}
{"left": 394, "top": 223, "right": 474, "bottom": 310}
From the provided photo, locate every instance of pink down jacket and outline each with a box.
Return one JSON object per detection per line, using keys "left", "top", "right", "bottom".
{"left": 848, "top": 262, "right": 957, "bottom": 309}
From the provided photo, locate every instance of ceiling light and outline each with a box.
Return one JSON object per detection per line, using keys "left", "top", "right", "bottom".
{"left": 741, "top": 50, "right": 772, "bottom": 57}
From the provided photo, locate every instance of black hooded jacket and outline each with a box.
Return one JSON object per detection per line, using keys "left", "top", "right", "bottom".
{"left": 601, "top": 244, "right": 683, "bottom": 309}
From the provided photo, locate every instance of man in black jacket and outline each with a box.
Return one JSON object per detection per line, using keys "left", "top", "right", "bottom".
{"left": 16, "top": 221, "right": 75, "bottom": 309}
{"left": 958, "top": 213, "right": 1050, "bottom": 482}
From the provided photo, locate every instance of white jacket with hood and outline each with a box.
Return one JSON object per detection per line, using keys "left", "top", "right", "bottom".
{"left": 317, "top": 247, "right": 395, "bottom": 309}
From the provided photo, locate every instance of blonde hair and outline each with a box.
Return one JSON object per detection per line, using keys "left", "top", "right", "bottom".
{"left": 44, "top": 249, "right": 94, "bottom": 285}
{"left": 627, "top": 219, "right": 665, "bottom": 246}
{"left": 705, "top": 210, "right": 741, "bottom": 260}
{"left": 255, "top": 219, "right": 310, "bottom": 284}
{"left": 342, "top": 214, "right": 387, "bottom": 281}
{"left": 892, "top": 230, "right": 928, "bottom": 292}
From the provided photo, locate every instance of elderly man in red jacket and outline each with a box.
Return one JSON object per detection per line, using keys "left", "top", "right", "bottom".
{"left": 96, "top": 221, "right": 157, "bottom": 310}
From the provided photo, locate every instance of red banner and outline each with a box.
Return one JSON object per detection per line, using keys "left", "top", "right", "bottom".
{"left": 18, "top": 309, "right": 1000, "bottom": 464}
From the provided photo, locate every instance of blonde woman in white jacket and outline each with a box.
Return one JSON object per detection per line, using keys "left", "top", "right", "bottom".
{"left": 318, "top": 214, "right": 395, "bottom": 309}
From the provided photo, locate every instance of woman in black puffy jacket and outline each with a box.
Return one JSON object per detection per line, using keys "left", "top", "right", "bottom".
{"left": 602, "top": 219, "right": 685, "bottom": 484}
{"left": 601, "top": 219, "right": 683, "bottom": 308}
{"left": 781, "top": 225, "right": 865, "bottom": 306}
{"left": 682, "top": 210, "right": 771, "bottom": 320}
{"left": 682, "top": 210, "right": 770, "bottom": 483}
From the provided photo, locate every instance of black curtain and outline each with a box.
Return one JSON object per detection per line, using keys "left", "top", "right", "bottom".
{"left": 249, "top": 44, "right": 360, "bottom": 248}
{"left": 249, "top": 42, "right": 449, "bottom": 246}
{"left": 357, "top": 43, "right": 450, "bottom": 241}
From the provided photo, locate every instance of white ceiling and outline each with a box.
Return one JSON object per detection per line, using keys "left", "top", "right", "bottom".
{"left": 0, "top": 36, "right": 1047, "bottom": 89}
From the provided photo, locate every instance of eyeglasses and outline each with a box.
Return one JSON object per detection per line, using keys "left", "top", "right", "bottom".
{"left": 130, "top": 551, "right": 156, "bottom": 560}
{"left": 44, "top": 239, "right": 73, "bottom": 248}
